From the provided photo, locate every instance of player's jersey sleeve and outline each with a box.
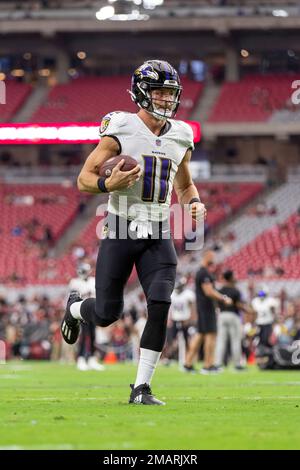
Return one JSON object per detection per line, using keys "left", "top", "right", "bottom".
{"left": 177, "top": 121, "right": 195, "bottom": 152}
{"left": 99, "top": 111, "right": 128, "bottom": 153}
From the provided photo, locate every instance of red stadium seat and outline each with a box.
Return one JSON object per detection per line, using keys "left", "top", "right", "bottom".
{"left": 223, "top": 212, "right": 300, "bottom": 279}
{"left": 0, "top": 182, "right": 263, "bottom": 285}
{"left": 0, "top": 81, "right": 32, "bottom": 123}
{"left": 32, "top": 77, "right": 204, "bottom": 123}
{"left": 208, "top": 74, "right": 298, "bottom": 123}
{"left": 0, "top": 183, "right": 80, "bottom": 285}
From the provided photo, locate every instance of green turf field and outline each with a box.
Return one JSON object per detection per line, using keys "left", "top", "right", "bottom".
{"left": 0, "top": 361, "right": 300, "bottom": 450}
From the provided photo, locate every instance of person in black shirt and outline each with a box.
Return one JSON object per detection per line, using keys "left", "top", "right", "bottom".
{"left": 184, "top": 251, "right": 232, "bottom": 375}
{"left": 215, "top": 269, "right": 252, "bottom": 370}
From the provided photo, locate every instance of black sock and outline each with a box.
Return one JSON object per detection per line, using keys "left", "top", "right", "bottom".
{"left": 80, "top": 298, "right": 114, "bottom": 327}
{"left": 140, "top": 301, "right": 170, "bottom": 352}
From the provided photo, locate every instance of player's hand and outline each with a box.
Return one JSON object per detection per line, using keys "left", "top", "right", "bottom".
{"left": 105, "top": 159, "right": 142, "bottom": 191}
{"left": 189, "top": 202, "right": 207, "bottom": 221}
{"left": 223, "top": 296, "right": 233, "bottom": 306}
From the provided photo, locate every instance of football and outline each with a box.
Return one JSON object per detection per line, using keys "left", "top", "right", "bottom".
{"left": 99, "top": 155, "right": 138, "bottom": 178}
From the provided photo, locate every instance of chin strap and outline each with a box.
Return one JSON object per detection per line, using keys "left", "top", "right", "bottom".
{"left": 128, "top": 88, "right": 175, "bottom": 120}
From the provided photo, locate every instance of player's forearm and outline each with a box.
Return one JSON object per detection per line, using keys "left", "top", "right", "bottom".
{"left": 176, "top": 183, "right": 200, "bottom": 206}
{"left": 77, "top": 137, "right": 120, "bottom": 194}
{"left": 77, "top": 171, "right": 101, "bottom": 194}
{"left": 211, "top": 290, "right": 227, "bottom": 302}
{"left": 205, "top": 286, "right": 228, "bottom": 302}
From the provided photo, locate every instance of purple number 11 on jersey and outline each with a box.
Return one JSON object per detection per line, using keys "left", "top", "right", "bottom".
{"left": 142, "top": 156, "right": 172, "bottom": 204}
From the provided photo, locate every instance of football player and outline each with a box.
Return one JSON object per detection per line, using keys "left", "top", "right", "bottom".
{"left": 167, "top": 277, "right": 195, "bottom": 368}
{"left": 61, "top": 59, "right": 206, "bottom": 405}
{"left": 252, "top": 286, "right": 279, "bottom": 347}
{"left": 69, "top": 263, "right": 105, "bottom": 371}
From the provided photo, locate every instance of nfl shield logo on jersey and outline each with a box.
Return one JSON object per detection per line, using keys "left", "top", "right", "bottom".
{"left": 156, "top": 139, "right": 161, "bottom": 147}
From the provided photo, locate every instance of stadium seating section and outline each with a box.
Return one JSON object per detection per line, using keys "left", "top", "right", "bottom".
{"left": 0, "top": 184, "right": 81, "bottom": 285}
{"left": 0, "top": 181, "right": 262, "bottom": 285}
{"left": 58, "top": 182, "right": 263, "bottom": 285}
{"left": 224, "top": 212, "right": 300, "bottom": 279}
{"left": 194, "top": 182, "right": 263, "bottom": 227}
{"left": 209, "top": 74, "right": 298, "bottom": 123}
{"left": 32, "top": 77, "right": 203, "bottom": 123}
{"left": 170, "top": 181, "right": 263, "bottom": 253}
{"left": 0, "top": 81, "right": 32, "bottom": 123}
{"left": 1, "top": 74, "right": 297, "bottom": 125}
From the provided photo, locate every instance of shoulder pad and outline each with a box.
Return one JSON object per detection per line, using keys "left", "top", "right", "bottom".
{"left": 99, "top": 111, "right": 126, "bottom": 137}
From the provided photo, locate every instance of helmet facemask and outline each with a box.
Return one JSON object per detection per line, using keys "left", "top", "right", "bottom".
{"left": 148, "top": 84, "right": 181, "bottom": 120}
{"left": 129, "top": 77, "right": 182, "bottom": 120}
{"left": 77, "top": 263, "right": 91, "bottom": 280}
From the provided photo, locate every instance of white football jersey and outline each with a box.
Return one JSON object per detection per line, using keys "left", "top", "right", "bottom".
{"left": 170, "top": 288, "right": 195, "bottom": 321}
{"left": 100, "top": 111, "right": 194, "bottom": 222}
{"left": 69, "top": 277, "right": 95, "bottom": 299}
{"left": 251, "top": 296, "right": 280, "bottom": 326}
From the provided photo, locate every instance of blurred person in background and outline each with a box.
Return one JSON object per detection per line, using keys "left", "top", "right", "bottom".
{"left": 129, "top": 310, "right": 148, "bottom": 363}
{"left": 184, "top": 251, "right": 232, "bottom": 375}
{"left": 215, "top": 270, "right": 253, "bottom": 371}
{"left": 252, "top": 285, "right": 280, "bottom": 347}
{"left": 69, "top": 263, "right": 105, "bottom": 371}
{"left": 165, "top": 276, "right": 195, "bottom": 368}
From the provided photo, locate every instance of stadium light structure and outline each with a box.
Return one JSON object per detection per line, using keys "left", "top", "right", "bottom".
{"left": 240, "top": 49, "right": 249, "bottom": 58}
{"left": 96, "top": 5, "right": 115, "bottom": 20}
{"left": 143, "top": 0, "right": 164, "bottom": 9}
{"left": 96, "top": 0, "right": 163, "bottom": 20}
{"left": 109, "top": 10, "right": 149, "bottom": 21}
{"left": 107, "top": 0, "right": 163, "bottom": 6}
{"left": 272, "top": 9, "right": 289, "bottom": 17}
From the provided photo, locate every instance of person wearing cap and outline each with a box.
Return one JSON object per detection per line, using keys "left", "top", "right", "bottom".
{"left": 251, "top": 285, "right": 280, "bottom": 347}
{"left": 215, "top": 270, "right": 253, "bottom": 371}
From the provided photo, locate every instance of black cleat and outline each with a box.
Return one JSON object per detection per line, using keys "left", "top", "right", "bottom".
{"left": 61, "top": 290, "right": 83, "bottom": 345}
{"left": 235, "top": 365, "right": 247, "bottom": 371}
{"left": 200, "top": 365, "right": 223, "bottom": 375}
{"left": 182, "top": 364, "right": 197, "bottom": 374}
{"left": 129, "top": 383, "right": 165, "bottom": 406}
